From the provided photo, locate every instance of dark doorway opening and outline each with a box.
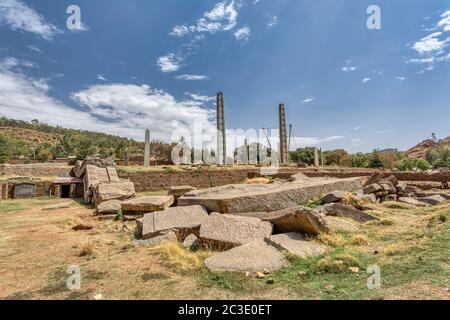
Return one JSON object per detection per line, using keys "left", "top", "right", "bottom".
{"left": 61, "top": 185, "right": 71, "bottom": 198}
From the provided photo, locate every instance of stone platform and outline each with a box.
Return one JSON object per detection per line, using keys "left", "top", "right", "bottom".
{"left": 178, "top": 177, "right": 365, "bottom": 214}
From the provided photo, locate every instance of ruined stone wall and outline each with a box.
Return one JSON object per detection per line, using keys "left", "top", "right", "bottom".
{"left": 0, "top": 181, "right": 53, "bottom": 199}
{"left": 299, "top": 171, "right": 450, "bottom": 182}
{"left": 0, "top": 164, "right": 72, "bottom": 177}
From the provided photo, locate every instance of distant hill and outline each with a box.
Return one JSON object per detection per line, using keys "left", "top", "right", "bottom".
{"left": 406, "top": 138, "right": 450, "bottom": 159}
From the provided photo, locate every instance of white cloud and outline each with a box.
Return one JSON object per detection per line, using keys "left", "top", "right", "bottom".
{"left": 301, "top": 97, "right": 315, "bottom": 104}
{"left": 97, "top": 74, "right": 106, "bottom": 81}
{"left": 372, "top": 129, "right": 396, "bottom": 135}
{"left": 362, "top": 77, "right": 371, "bottom": 84}
{"left": 26, "top": 45, "right": 43, "bottom": 53}
{"left": 396, "top": 76, "right": 406, "bottom": 81}
{"left": 175, "top": 74, "right": 210, "bottom": 81}
{"left": 0, "top": 57, "right": 216, "bottom": 143}
{"left": 267, "top": 16, "right": 279, "bottom": 28}
{"left": 354, "top": 127, "right": 361, "bottom": 131}
{"left": 0, "top": 0, "right": 62, "bottom": 40}
{"left": 186, "top": 93, "right": 215, "bottom": 102}
{"left": 438, "top": 10, "right": 450, "bottom": 32}
{"left": 412, "top": 32, "right": 449, "bottom": 55}
{"left": 157, "top": 53, "right": 183, "bottom": 73}
{"left": 234, "top": 26, "right": 251, "bottom": 42}
{"left": 342, "top": 66, "right": 357, "bottom": 72}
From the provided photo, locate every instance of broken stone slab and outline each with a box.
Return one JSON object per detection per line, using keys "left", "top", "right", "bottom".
{"left": 182, "top": 234, "right": 200, "bottom": 249}
{"left": 385, "top": 195, "right": 398, "bottom": 202}
{"left": 323, "top": 216, "right": 360, "bottom": 233}
{"left": 199, "top": 213, "right": 273, "bottom": 251}
{"left": 265, "top": 233, "right": 327, "bottom": 258}
{"left": 234, "top": 212, "right": 271, "bottom": 220}
{"left": 133, "top": 231, "right": 177, "bottom": 247}
{"left": 363, "top": 183, "right": 382, "bottom": 195}
{"left": 178, "top": 177, "right": 365, "bottom": 214}
{"left": 204, "top": 240, "right": 287, "bottom": 273}
{"left": 168, "top": 185, "right": 196, "bottom": 205}
{"left": 398, "top": 197, "right": 427, "bottom": 207}
{"left": 122, "top": 196, "right": 174, "bottom": 213}
{"left": 396, "top": 182, "right": 407, "bottom": 194}
{"left": 95, "top": 200, "right": 122, "bottom": 215}
{"left": 415, "top": 195, "right": 446, "bottom": 206}
{"left": 42, "top": 203, "right": 71, "bottom": 211}
{"left": 288, "top": 173, "right": 310, "bottom": 182}
{"left": 381, "top": 201, "right": 416, "bottom": 210}
{"left": 262, "top": 206, "right": 330, "bottom": 235}
{"left": 385, "top": 175, "right": 399, "bottom": 187}
{"left": 323, "top": 203, "right": 378, "bottom": 223}
{"left": 378, "top": 181, "right": 397, "bottom": 194}
{"left": 136, "top": 205, "right": 208, "bottom": 240}
{"left": 95, "top": 182, "right": 135, "bottom": 205}
{"left": 360, "top": 203, "right": 381, "bottom": 211}
{"left": 405, "top": 186, "right": 427, "bottom": 197}
{"left": 321, "top": 190, "right": 346, "bottom": 204}
{"left": 364, "top": 172, "right": 384, "bottom": 187}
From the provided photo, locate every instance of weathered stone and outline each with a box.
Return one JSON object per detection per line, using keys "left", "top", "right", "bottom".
{"left": 265, "top": 233, "right": 327, "bottom": 258}
{"left": 122, "top": 196, "right": 174, "bottom": 213}
{"left": 42, "top": 203, "right": 71, "bottom": 211}
{"left": 405, "top": 186, "right": 427, "bottom": 197}
{"left": 360, "top": 203, "right": 381, "bottom": 211}
{"left": 133, "top": 231, "right": 177, "bottom": 247}
{"left": 324, "top": 203, "right": 378, "bottom": 223}
{"left": 385, "top": 195, "right": 398, "bottom": 202}
{"left": 415, "top": 195, "right": 446, "bottom": 206}
{"left": 234, "top": 212, "right": 270, "bottom": 220}
{"left": 378, "top": 181, "right": 396, "bottom": 194}
{"left": 288, "top": 173, "right": 309, "bottom": 182}
{"left": 385, "top": 175, "right": 399, "bottom": 187}
{"left": 263, "top": 206, "right": 330, "bottom": 235}
{"left": 136, "top": 205, "right": 208, "bottom": 240}
{"left": 178, "top": 177, "right": 365, "bottom": 214}
{"left": 321, "top": 190, "right": 346, "bottom": 204}
{"left": 96, "top": 200, "right": 122, "bottom": 215}
{"left": 324, "top": 216, "right": 360, "bottom": 232}
{"left": 204, "top": 240, "right": 287, "bottom": 272}
{"left": 95, "top": 182, "right": 135, "bottom": 205}
{"left": 398, "top": 197, "right": 427, "bottom": 207}
{"left": 396, "top": 182, "right": 407, "bottom": 194}
{"left": 364, "top": 172, "right": 384, "bottom": 187}
{"left": 168, "top": 185, "right": 196, "bottom": 205}
{"left": 381, "top": 201, "right": 415, "bottom": 210}
{"left": 182, "top": 234, "right": 200, "bottom": 249}
{"left": 363, "top": 183, "right": 382, "bottom": 194}
{"left": 200, "top": 213, "right": 273, "bottom": 251}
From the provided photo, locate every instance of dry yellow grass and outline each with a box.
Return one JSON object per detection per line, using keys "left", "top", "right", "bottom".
{"left": 150, "top": 242, "right": 215, "bottom": 273}
{"left": 317, "top": 233, "right": 346, "bottom": 247}
{"left": 351, "top": 234, "right": 370, "bottom": 246}
{"left": 78, "top": 241, "right": 95, "bottom": 257}
{"left": 341, "top": 192, "right": 365, "bottom": 210}
{"left": 316, "top": 254, "right": 360, "bottom": 273}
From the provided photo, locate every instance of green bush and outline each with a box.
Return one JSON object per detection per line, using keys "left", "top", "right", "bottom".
{"left": 396, "top": 158, "right": 431, "bottom": 171}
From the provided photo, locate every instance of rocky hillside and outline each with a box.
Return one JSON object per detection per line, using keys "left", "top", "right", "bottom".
{"left": 406, "top": 138, "right": 450, "bottom": 159}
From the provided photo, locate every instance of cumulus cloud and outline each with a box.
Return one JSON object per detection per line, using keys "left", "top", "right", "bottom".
{"left": 175, "top": 74, "right": 210, "bottom": 81}
{"left": 267, "top": 16, "right": 279, "bottom": 28}
{"left": 157, "top": 53, "right": 183, "bottom": 73}
{"left": 97, "top": 74, "right": 106, "bottom": 81}
{"left": 301, "top": 97, "right": 315, "bottom": 104}
{"left": 234, "top": 26, "right": 251, "bottom": 42}
{"left": 342, "top": 66, "right": 357, "bottom": 72}
{"left": 0, "top": 0, "right": 62, "bottom": 40}
{"left": 362, "top": 77, "right": 371, "bottom": 84}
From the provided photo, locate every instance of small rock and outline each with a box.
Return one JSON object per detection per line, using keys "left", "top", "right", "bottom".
{"left": 298, "top": 271, "right": 307, "bottom": 276}
{"left": 266, "top": 279, "right": 275, "bottom": 285}
{"left": 92, "top": 294, "right": 103, "bottom": 300}
{"left": 349, "top": 267, "right": 360, "bottom": 273}
{"left": 42, "top": 204, "right": 70, "bottom": 211}
{"left": 72, "top": 224, "right": 94, "bottom": 231}
{"left": 182, "top": 234, "right": 200, "bottom": 249}
{"left": 256, "top": 272, "right": 266, "bottom": 279}
{"left": 263, "top": 269, "right": 271, "bottom": 275}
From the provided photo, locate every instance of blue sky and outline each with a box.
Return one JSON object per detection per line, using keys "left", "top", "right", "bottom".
{"left": 0, "top": 0, "right": 449, "bottom": 153}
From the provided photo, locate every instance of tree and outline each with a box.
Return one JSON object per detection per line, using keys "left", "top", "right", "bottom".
{"left": 351, "top": 153, "right": 369, "bottom": 167}
{"left": 325, "top": 149, "right": 349, "bottom": 166}
{"left": 368, "top": 150, "right": 385, "bottom": 168}
{"left": 431, "top": 133, "right": 438, "bottom": 142}
{"left": 0, "top": 134, "right": 11, "bottom": 163}
{"left": 291, "top": 147, "right": 316, "bottom": 165}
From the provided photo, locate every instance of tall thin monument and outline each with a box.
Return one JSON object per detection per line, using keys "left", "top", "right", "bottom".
{"left": 216, "top": 92, "right": 226, "bottom": 165}
{"left": 279, "top": 104, "right": 288, "bottom": 165}
{"left": 144, "top": 129, "right": 150, "bottom": 167}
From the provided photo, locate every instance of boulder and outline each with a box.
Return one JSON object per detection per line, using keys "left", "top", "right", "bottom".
{"left": 204, "top": 240, "right": 287, "bottom": 272}
{"left": 405, "top": 186, "right": 427, "bottom": 197}
{"left": 321, "top": 190, "right": 346, "bottom": 204}
{"left": 168, "top": 186, "right": 196, "bottom": 205}
{"left": 381, "top": 201, "right": 415, "bottom": 210}
{"left": 95, "top": 182, "right": 135, "bottom": 205}
{"left": 136, "top": 205, "right": 208, "bottom": 240}
{"left": 364, "top": 172, "right": 384, "bottom": 187}
{"left": 363, "top": 183, "right": 382, "bottom": 195}
{"left": 288, "top": 173, "right": 310, "bottom": 182}
{"left": 133, "top": 231, "right": 177, "bottom": 247}
{"left": 378, "top": 181, "right": 396, "bottom": 194}
{"left": 398, "top": 197, "right": 427, "bottom": 207}
{"left": 95, "top": 200, "right": 122, "bottom": 215}
{"left": 415, "top": 195, "right": 446, "bottom": 206}
{"left": 122, "top": 196, "right": 174, "bottom": 213}
{"left": 324, "top": 203, "right": 378, "bottom": 223}
{"left": 265, "top": 233, "right": 327, "bottom": 258}
{"left": 396, "top": 182, "right": 407, "bottom": 194}
{"left": 200, "top": 213, "right": 273, "bottom": 251}
{"left": 182, "top": 234, "right": 200, "bottom": 249}
{"left": 263, "top": 206, "right": 330, "bottom": 235}
{"left": 360, "top": 203, "right": 381, "bottom": 211}
{"left": 385, "top": 175, "right": 399, "bottom": 187}
{"left": 324, "top": 216, "right": 360, "bottom": 233}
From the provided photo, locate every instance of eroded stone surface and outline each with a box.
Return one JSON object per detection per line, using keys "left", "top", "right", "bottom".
{"left": 95, "top": 182, "right": 135, "bottom": 205}
{"left": 96, "top": 200, "right": 122, "bottom": 215}
{"left": 133, "top": 231, "right": 177, "bottom": 247}
{"left": 265, "top": 233, "right": 327, "bottom": 258}
{"left": 122, "top": 196, "right": 174, "bottom": 213}
{"left": 415, "top": 195, "right": 446, "bottom": 206}
{"left": 204, "top": 240, "right": 287, "bottom": 272}
{"left": 324, "top": 203, "right": 378, "bottom": 223}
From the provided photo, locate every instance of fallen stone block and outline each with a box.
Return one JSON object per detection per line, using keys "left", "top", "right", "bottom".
{"left": 42, "top": 203, "right": 71, "bottom": 211}
{"left": 122, "top": 196, "right": 174, "bottom": 213}
{"left": 204, "top": 240, "right": 287, "bottom": 273}
{"left": 405, "top": 186, "right": 427, "bottom": 197}
{"left": 288, "top": 173, "right": 310, "bottom": 182}
{"left": 95, "top": 182, "right": 135, "bottom": 205}
{"left": 381, "top": 201, "right": 415, "bottom": 210}
{"left": 385, "top": 195, "right": 398, "bottom": 202}
{"left": 136, "top": 205, "right": 208, "bottom": 240}
{"left": 96, "top": 200, "right": 122, "bottom": 215}
{"left": 321, "top": 190, "right": 346, "bottom": 204}
{"left": 178, "top": 177, "right": 365, "bottom": 214}
{"left": 385, "top": 175, "right": 399, "bottom": 187}
{"left": 168, "top": 185, "right": 196, "bottom": 205}
{"left": 133, "top": 231, "right": 177, "bottom": 247}
{"left": 363, "top": 183, "right": 382, "bottom": 195}
{"left": 396, "top": 182, "right": 407, "bottom": 194}
{"left": 360, "top": 203, "right": 381, "bottom": 211}
{"left": 200, "top": 213, "right": 273, "bottom": 251}
{"left": 263, "top": 206, "right": 330, "bottom": 235}
{"left": 378, "top": 181, "right": 396, "bottom": 194}
{"left": 364, "top": 172, "right": 384, "bottom": 187}
{"left": 234, "top": 212, "right": 271, "bottom": 220}
{"left": 324, "top": 203, "right": 378, "bottom": 223}
{"left": 415, "top": 195, "right": 446, "bottom": 206}
{"left": 265, "top": 233, "right": 327, "bottom": 258}
{"left": 182, "top": 234, "right": 200, "bottom": 249}
{"left": 324, "top": 216, "right": 360, "bottom": 233}
{"left": 398, "top": 197, "right": 427, "bottom": 207}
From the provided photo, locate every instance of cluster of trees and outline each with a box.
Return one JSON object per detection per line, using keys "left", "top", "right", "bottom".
{"left": 290, "top": 147, "right": 449, "bottom": 171}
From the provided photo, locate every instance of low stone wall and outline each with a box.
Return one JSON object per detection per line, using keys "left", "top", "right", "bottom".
{"left": 0, "top": 164, "right": 72, "bottom": 177}
{"left": 0, "top": 181, "right": 53, "bottom": 199}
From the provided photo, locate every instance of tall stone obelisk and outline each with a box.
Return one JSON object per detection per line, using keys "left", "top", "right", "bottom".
{"left": 314, "top": 147, "right": 320, "bottom": 167}
{"left": 279, "top": 104, "right": 288, "bottom": 165}
{"left": 144, "top": 129, "right": 150, "bottom": 167}
{"left": 216, "top": 92, "right": 226, "bottom": 165}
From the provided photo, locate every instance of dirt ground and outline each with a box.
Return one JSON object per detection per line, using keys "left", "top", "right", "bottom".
{"left": 0, "top": 196, "right": 449, "bottom": 300}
